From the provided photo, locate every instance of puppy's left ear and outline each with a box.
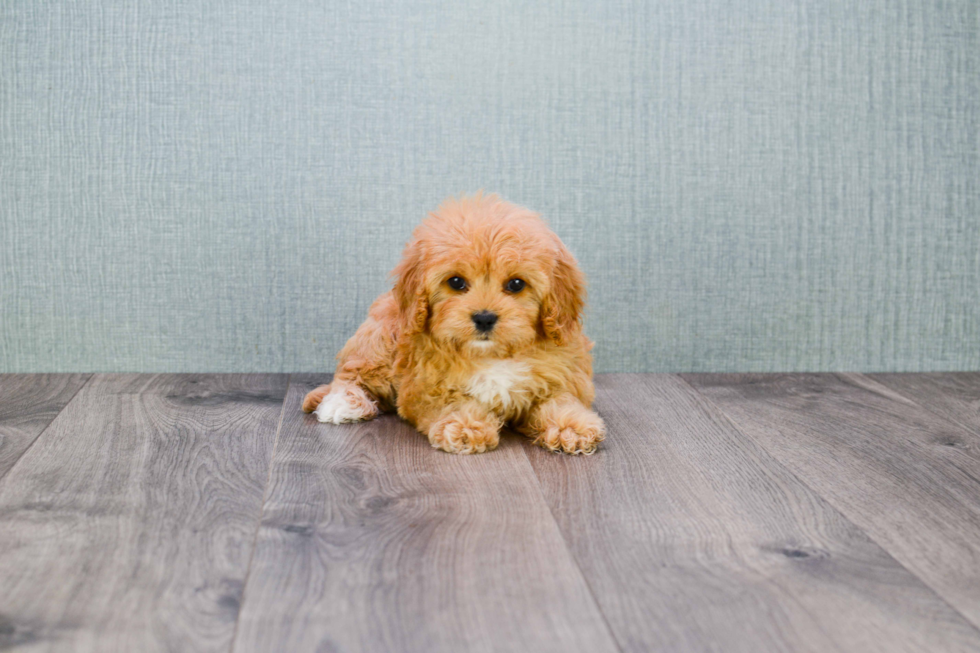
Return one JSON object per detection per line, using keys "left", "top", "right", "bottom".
{"left": 391, "top": 238, "right": 429, "bottom": 335}
{"left": 540, "top": 236, "right": 586, "bottom": 346}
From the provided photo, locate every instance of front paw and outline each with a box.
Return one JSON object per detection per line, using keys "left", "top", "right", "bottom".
{"left": 427, "top": 407, "right": 501, "bottom": 455}
{"left": 533, "top": 408, "right": 605, "bottom": 455}
{"left": 314, "top": 384, "right": 378, "bottom": 424}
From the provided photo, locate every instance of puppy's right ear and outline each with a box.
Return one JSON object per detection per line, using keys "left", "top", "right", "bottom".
{"left": 391, "top": 239, "right": 429, "bottom": 335}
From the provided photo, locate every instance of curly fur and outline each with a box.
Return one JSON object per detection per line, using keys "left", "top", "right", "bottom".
{"left": 303, "top": 193, "right": 605, "bottom": 455}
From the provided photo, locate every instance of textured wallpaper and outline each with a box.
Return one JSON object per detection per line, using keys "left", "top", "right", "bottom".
{"left": 1, "top": 0, "right": 978, "bottom": 373}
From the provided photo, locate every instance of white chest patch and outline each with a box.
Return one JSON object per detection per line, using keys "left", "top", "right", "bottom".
{"left": 466, "top": 360, "right": 532, "bottom": 410}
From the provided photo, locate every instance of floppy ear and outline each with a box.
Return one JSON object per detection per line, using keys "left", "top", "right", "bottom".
{"left": 540, "top": 237, "right": 586, "bottom": 346}
{"left": 391, "top": 239, "right": 429, "bottom": 335}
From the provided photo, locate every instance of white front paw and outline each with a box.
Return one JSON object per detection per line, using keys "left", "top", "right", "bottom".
{"left": 314, "top": 385, "right": 378, "bottom": 424}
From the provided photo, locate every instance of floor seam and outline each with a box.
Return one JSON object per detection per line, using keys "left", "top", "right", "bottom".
{"left": 518, "top": 442, "right": 626, "bottom": 653}
{"left": 227, "top": 373, "right": 291, "bottom": 653}
{"left": 0, "top": 373, "right": 94, "bottom": 485}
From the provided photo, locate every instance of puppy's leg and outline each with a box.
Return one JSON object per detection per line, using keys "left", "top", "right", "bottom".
{"left": 425, "top": 401, "right": 502, "bottom": 455}
{"left": 310, "top": 380, "right": 380, "bottom": 424}
{"left": 518, "top": 393, "right": 605, "bottom": 455}
{"left": 303, "top": 292, "right": 400, "bottom": 422}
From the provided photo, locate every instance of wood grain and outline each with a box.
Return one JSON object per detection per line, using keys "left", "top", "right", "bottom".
{"left": 684, "top": 372, "right": 980, "bottom": 631}
{"left": 0, "top": 374, "right": 90, "bottom": 480}
{"left": 233, "top": 375, "right": 618, "bottom": 653}
{"left": 526, "top": 374, "right": 980, "bottom": 653}
{"left": 870, "top": 373, "right": 980, "bottom": 438}
{"left": 0, "top": 374, "right": 287, "bottom": 652}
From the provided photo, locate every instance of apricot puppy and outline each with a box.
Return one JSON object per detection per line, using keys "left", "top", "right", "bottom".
{"left": 303, "top": 193, "right": 605, "bottom": 455}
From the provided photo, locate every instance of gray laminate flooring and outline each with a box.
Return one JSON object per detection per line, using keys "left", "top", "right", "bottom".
{"left": 1, "top": 373, "right": 979, "bottom": 652}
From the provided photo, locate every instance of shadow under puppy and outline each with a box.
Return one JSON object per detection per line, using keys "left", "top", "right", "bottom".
{"left": 303, "top": 193, "right": 605, "bottom": 455}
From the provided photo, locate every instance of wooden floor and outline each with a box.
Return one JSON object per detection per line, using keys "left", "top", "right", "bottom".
{"left": 2, "top": 374, "right": 980, "bottom": 652}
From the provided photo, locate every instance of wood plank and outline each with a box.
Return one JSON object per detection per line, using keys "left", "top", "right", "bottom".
{"left": 526, "top": 374, "right": 980, "bottom": 653}
{"left": 684, "top": 372, "right": 980, "bottom": 632}
{"left": 0, "top": 374, "right": 287, "bottom": 652}
{"left": 233, "top": 375, "right": 617, "bottom": 653}
{"left": 0, "top": 374, "right": 90, "bottom": 479}
{"left": 869, "top": 373, "right": 980, "bottom": 438}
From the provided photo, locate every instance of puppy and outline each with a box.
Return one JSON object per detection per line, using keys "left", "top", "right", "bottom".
{"left": 302, "top": 193, "right": 605, "bottom": 455}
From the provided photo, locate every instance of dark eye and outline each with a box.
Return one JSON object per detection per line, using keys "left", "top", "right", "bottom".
{"left": 447, "top": 276, "right": 467, "bottom": 291}
{"left": 505, "top": 278, "right": 526, "bottom": 293}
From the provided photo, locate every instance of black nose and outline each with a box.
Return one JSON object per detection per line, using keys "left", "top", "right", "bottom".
{"left": 471, "top": 311, "right": 498, "bottom": 333}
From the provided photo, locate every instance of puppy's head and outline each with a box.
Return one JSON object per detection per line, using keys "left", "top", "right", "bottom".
{"left": 392, "top": 193, "right": 585, "bottom": 356}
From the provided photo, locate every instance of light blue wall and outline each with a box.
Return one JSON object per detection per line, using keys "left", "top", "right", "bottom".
{"left": 1, "top": 0, "right": 978, "bottom": 373}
